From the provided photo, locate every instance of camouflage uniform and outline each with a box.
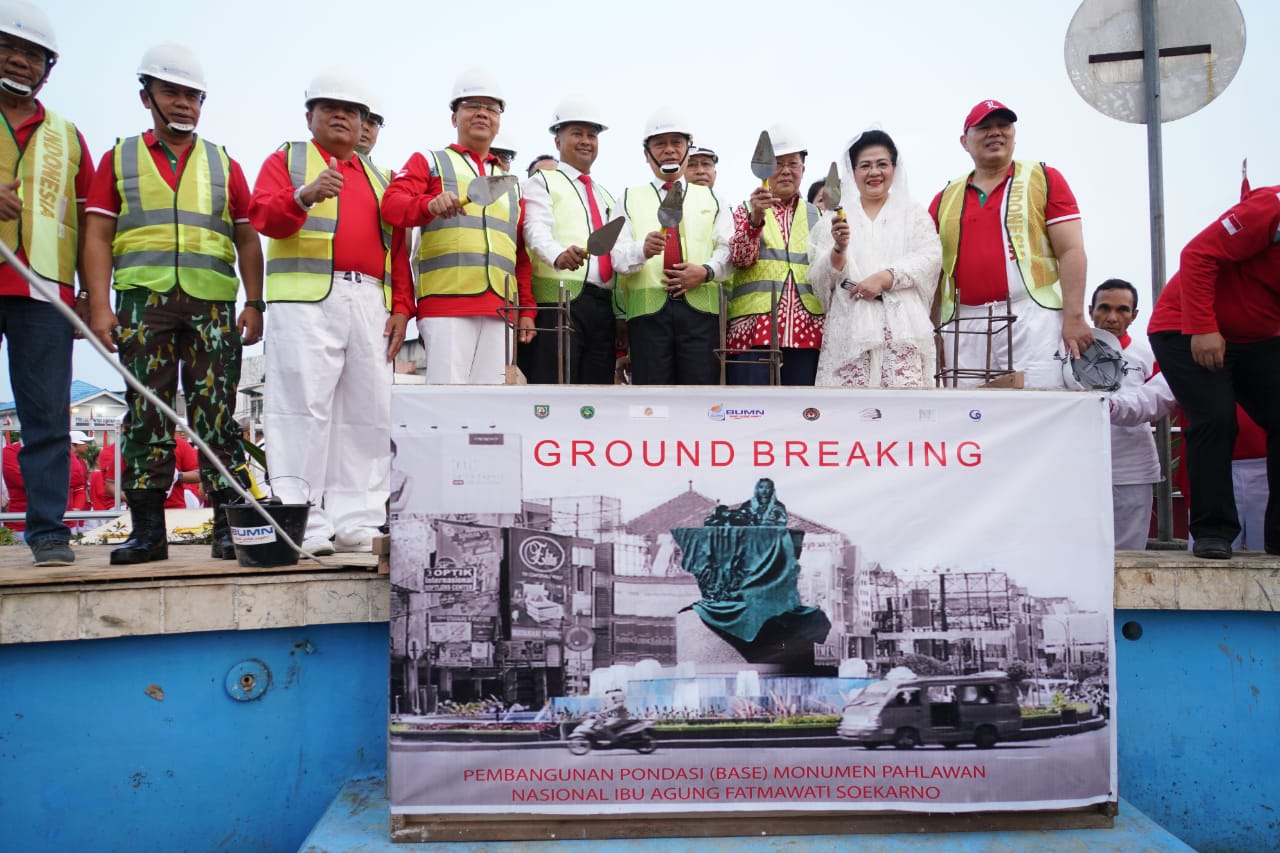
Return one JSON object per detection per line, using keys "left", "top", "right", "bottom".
{"left": 116, "top": 287, "right": 246, "bottom": 493}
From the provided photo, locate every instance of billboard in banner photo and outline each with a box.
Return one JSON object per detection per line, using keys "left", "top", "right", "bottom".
{"left": 388, "top": 386, "right": 1117, "bottom": 821}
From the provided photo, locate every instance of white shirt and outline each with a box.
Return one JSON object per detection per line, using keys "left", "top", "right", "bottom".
{"left": 1107, "top": 336, "right": 1170, "bottom": 486}
{"left": 609, "top": 177, "right": 733, "bottom": 280}
{"left": 520, "top": 163, "right": 614, "bottom": 288}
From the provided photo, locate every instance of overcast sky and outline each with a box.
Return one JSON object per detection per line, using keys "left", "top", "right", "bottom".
{"left": 3, "top": 0, "right": 1273, "bottom": 400}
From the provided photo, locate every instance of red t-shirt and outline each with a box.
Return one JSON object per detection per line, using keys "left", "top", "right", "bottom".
{"left": 382, "top": 144, "right": 533, "bottom": 320}
{"left": 164, "top": 436, "right": 200, "bottom": 509}
{"left": 89, "top": 468, "right": 115, "bottom": 510}
{"left": 929, "top": 164, "right": 1080, "bottom": 306}
{"left": 67, "top": 454, "right": 89, "bottom": 510}
{"left": 1147, "top": 185, "right": 1280, "bottom": 342}
{"left": 0, "top": 100, "right": 94, "bottom": 304}
{"left": 2, "top": 442, "right": 25, "bottom": 528}
{"left": 85, "top": 130, "right": 251, "bottom": 223}
{"left": 248, "top": 140, "right": 414, "bottom": 316}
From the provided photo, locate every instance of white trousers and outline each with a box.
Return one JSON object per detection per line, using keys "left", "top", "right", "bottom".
{"left": 418, "top": 315, "right": 508, "bottom": 385}
{"left": 1112, "top": 483, "right": 1152, "bottom": 551}
{"left": 264, "top": 274, "right": 392, "bottom": 543}
{"left": 942, "top": 295, "right": 1065, "bottom": 388}
{"left": 1232, "top": 457, "right": 1268, "bottom": 552}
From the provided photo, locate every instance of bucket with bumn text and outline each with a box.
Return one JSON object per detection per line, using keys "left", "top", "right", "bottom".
{"left": 226, "top": 502, "right": 310, "bottom": 568}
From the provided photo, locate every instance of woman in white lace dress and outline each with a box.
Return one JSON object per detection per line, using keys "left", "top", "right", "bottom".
{"left": 810, "top": 130, "right": 942, "bottom": 387}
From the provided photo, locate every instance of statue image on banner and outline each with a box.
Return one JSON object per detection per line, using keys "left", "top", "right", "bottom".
{"left": 674, "top": 478, "right": 832, "bottom": 671}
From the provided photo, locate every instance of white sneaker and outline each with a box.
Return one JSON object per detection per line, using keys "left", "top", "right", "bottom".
{"left": 334, "top": 530, "right": 375, "bottom": 553}
{"left": 302, "top": 537, "right": 335, "bottom": 557}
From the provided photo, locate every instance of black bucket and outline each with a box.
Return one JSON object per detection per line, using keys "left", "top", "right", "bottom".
{"left": 225, "top": 502, "right": 310, "bottom": 568}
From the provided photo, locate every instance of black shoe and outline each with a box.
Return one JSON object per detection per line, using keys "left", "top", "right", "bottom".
{"left": 1192, "top": 537, "right": 1232, "bottom": 560}
{"left": 111, "top": 489, "right": 170, "bottom": 565}
{"left": 31, "top": 539, "right": 75, "bottom": 567}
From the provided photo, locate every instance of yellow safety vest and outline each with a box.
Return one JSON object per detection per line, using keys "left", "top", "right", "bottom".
{"left": 264, "top": 141, "right": 393, "bottom": 307}
{"left": 528, "top": 168, "right": 615, "bottom": 302}
{"left": 936, "top": 160, "right": 1062, "bottom": 325}
{"left": 728, "top": 199, "right": 822, "bottom": 319}
{"left": 112, "top": 135, "right": 237, "bottom": 300}
{"left": 416, "top": 148, "right": 519, "bottom": 301}
{"left": 617, "top": 181, "right": 719, "bottom": 319}
{"left": 0, "top": 107, "right": 81, "bottom": 287}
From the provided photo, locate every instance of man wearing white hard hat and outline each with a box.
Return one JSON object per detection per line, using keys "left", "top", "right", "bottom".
{"left": 610, "top": 108, "right": 731, "bottom": 385}
{"left": 727, "top": 123, "right": 823, "bottom": 385}
{"left": 383, "top": 68, "right": 536, "bottom": 385}
{"left": 521, "top": 97, "right": 617, "bottom": 384}
{"left": 490, "top": 138, "right": 517, "bottom": 174}
{"left": 0, "top": 1, "right": 92, "bottom": 565}
{"left": 83, "top": 42, "right": 264, "bottom": 566}
{"left": 249, "top": 66, "right": 413, "bottom": 556}
{"left": 685, "top": 146, "right": 717, "bottom": 189}
{"left": 356, "top": 85, "right": 384, "bottom": 158}
{"left": 931, "top": 99, "right": 1091, "bottom": 387}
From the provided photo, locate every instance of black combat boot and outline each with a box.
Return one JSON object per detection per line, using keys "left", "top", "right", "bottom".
{"left": 209, "top": 487, "right": 242, "bottom": 560}
{"left": 110, "top": 489, "right": 169, "bottom": 565}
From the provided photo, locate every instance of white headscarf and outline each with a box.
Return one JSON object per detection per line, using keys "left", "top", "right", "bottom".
{"left": 840, "top": 127, "right": 916, "bottom": 282}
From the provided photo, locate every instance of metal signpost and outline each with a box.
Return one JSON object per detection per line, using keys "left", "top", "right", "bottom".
{"left": 1064, "top": 0, "right": 1246, "bottom": 541}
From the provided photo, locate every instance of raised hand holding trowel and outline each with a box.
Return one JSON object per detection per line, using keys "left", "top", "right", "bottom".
{"left": 824, "top": 161, "right": 845, "bottom": 222}
{"left": 425, "top": 174, "right": 518, "bottom": 219}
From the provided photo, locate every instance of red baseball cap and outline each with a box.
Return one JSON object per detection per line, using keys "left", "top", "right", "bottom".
{"left": 964, "top": 99, "right": 1017, "bottom": 132}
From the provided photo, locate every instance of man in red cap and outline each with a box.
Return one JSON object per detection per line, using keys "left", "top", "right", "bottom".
{"left": 931, "top": 100, "right": 1091, "bottom": 387}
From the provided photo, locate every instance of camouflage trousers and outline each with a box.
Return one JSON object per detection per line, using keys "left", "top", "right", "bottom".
{"left": 116, "top": 287, "right": 246, "bottom": 493}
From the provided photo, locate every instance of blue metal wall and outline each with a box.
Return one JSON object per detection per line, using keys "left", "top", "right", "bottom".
{"left": 2, "top": 612, "right": 1276, "bottom": 852}
{"left": 1115, "top": 609, "right": 1280, "bottom": 853}
{"left": 0, "top": 623, "right": 388, "bottom": 853}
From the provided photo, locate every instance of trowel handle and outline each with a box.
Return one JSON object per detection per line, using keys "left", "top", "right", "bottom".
{"left": 834, "top": 205, "right": 845, "bottom": 223}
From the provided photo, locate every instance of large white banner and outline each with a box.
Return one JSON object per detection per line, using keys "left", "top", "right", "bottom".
{"left": 388, "top": 386, "right": 1117, "bottom": 818}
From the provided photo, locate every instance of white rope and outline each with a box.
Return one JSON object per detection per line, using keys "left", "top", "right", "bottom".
{"left": 0, "top": 239, "right": 331, "bottom": 566}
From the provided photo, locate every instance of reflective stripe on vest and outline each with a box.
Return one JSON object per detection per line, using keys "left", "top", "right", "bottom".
{"left": 0, "top": 108, "right": 81, "bottom": 286}
{"left": 111, "top": 135, "right": 237, "bottom": 299}
{"left": 264, "top": 142, "right": 392, "bottom": 307}
{"left": 528, "top": 168, "right": 615, "bottom": 302}
{"left": 417, "top": 148, "right": 519, "bottom": 300}
{"left": 936, "top": 160, "right": 1061, "bottom": 325}
{"left": 728, "top": 199, "right": 822, "bottom": 319}
{"left": 617, "top": 181, "right": 720, "bottom": 319}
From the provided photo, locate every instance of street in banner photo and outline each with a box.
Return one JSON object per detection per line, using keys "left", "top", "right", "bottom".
{"left": 387, "top": 386, "right": 1116, "bottom": 816}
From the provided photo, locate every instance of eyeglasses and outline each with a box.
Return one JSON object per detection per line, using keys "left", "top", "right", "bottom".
{"left": 0, "top": 39, "right": 47, "bottom": 65}
{"left": 458, "top": 100, "right": 503, "bottom": 115}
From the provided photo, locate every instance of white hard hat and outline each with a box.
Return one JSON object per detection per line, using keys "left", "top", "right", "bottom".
{"left": 450, "top": 67, "right": 505, "bottom": 111}
{"left": 643, "top": 107, "right": 693, "bottom": 142}
{"left": 0, "top": 1, "right": 57, "bottom": 59}
{"left": 137, "top": 42, "right": 207, "bottom": 92}
{"left": 305, "top": 66, "right": 370, "bottom": 113}
{"left": 490, "top": 136, "right": 517, "bottom": 157}
{"left": 1062, "top": 327, "right": 1126, "bottom": 391}
{"left": 69, "top": 430, "right": 90, "bottom": 445}
{"left": 768, "top": 123, "right": 807, "bottom": 158}
{"left": 688, "top": 146, "right": 718, "bottom": 163}
{"left": 549, "top": 96, "right": 606, "bottom": 133}
{"left": 362, "top": 83, "right": 385, "bottom": 125}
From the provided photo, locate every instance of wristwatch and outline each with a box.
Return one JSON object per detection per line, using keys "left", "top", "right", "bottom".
{"left": 244, "top": 299, "right": 266, "bottom": 311}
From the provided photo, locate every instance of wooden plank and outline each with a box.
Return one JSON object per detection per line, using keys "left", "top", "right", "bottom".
{"left": 0, "top": 543, "right": 378, "bottom": 588}
{"left": 390, "top": 804, "right": 1115, "bottom": 842}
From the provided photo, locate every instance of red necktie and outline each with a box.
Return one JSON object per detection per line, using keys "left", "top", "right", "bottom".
{"left": 661, "top": 182, "right": 683, "bottom": 268}
{"left": 578, "top": 174, "right": 612, "bottom": 283}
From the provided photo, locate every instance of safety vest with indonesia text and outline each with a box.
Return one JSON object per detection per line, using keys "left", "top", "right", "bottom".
{"left": 528, "top": 168, "right": 615, "bottom": 302}
{"left": 417, "top": 148, "right": 519, "bottom": 301}
{"left": 936, "top": 160, "right": 1062, "bottom": 325}
{"left": 0, "top": 107, "right": 82, "bottom": 290}
{"left": 617, "top": 181, "right": 720, "bottom": 319}
{"left": 112, "top": 135, "right": 237, "bottom": 300}
{"left": 728, "top": 198, "right": 823, "bottom": 320}
{"left": 264, "top": 141, "right": 393, "bottom": 307}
